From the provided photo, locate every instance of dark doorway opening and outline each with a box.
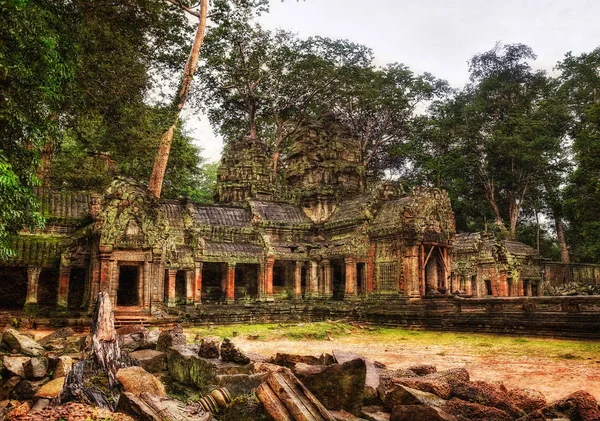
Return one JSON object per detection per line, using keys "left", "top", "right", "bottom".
{"left": 175, "top": 270, "right": 186, "bottom": 304}
{"left": 117, "top": 266, "right": 139, "bottom": 306}
{"left": 531, "top": 281, "right": 539, "bottom": 297}
{"left": 507, "top": 277, "right": 513, "bottom": 297}
{"left": 68, "top": 268, "right": 86, "bottom": 309}
{"left": 301, "top": 265, "right": 307, "bottom": 297}
{"left": 484, "top": 279, "right": 493, "bottom": 296}
{"left": 235, "top": 264, "right": 259, "bottom": 299}
{"left": 273, "top": 261, "right": 293, "bottom": 295}
{"left": 357, "top": 262, "right": 365, "bottom": 295}
{"left": 0, "top": 268, "right": 27, "bottom": 309}
{"left": 38, "top": 269, "right": 58, "bottom": 307}
{"left": 331, "top": 259, "right": 345, "bottom": 300}
{"left": 202, "top": 263, "right": 225, "bottom": 301}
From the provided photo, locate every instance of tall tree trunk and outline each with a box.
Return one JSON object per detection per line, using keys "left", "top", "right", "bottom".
{"left": 483, "top": 182, "right": 507, "bottom": 233}
{"left": 555, "top": 216, "right": 570, "bottom": 263}
{"left": 508, "top": 199, "right": 519, "bottom": 240}
{"left": 148, "top": 0, "right": 208, "bottom": 198}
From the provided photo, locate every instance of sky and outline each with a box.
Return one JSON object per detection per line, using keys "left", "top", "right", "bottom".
{"left": 188, "top": 0, "right": 600, "bottom": 162}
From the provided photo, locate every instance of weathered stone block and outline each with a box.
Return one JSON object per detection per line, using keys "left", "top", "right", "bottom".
{"left": 130, "top": 349, "right": 166, "bottom": 373}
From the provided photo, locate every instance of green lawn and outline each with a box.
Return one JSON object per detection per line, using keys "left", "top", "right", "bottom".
{"left": 184, "top": 322, "right": 600, "bottom": 361}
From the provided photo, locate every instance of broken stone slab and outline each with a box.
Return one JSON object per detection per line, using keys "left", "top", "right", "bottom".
{"left": 360, "top": 406, "right": 391, "bottom": 421}
{"left": 256, "top": 368, "right": 337, "bottom": 421}
{"left": 333, "top": 349, "right": 380, "bottom": 404}
{"left": 116, "top": 366, "right": 167, "bottom": 398}
{"left": 2, "top": 329, "right": 45, "bottom": 356}
{"left": 34, "top": 377, "right": 65, "bottom": 399}
{"left": 449, "top": 380, "right": 524, "bottom": 418}
{"left": 406, "top": 364, "right": 437, "bottom": 376}
{"left": 274, "top": 352, "right": 322, "bottom": 368}
{"left": 117, "top": 325, "right": 149, "bottom": 352}
{"left": 425, "top": 367, "right": 470, "bottom": 383}
{"left": 30, "top": 397, "right": 51, "bottom": 413}
{"left": 129, "top": 349, "right": 166, "bottom": 373}
{"left": 390, "top": 404, "right": 457, "bottom": 421}
{"left": 118, "top": 391, "right": 214, "bottom": 421}
{"left": 294, "top": 358, "right": 366, "bottom": 416}
{"left": 442, "top": 397, "right": 512, "bottom": 421}
{"left": 384, "top": 385, "right": 446, "bottom": 412}
{"left": 3, "top": 356, "right": 31, "bottom": 378}
{"left": 29, "top": 356, "right": 48, "bottom": 379}
{"left": 53, "top": 355, "right": 73, "bottom": 379}
{"left": 166, "top": 346, "right": 253, "bottom": 389}
{"left": 516, "top": 390, "right": 600, "bottom": 421}
{"left": 220, "top": 337, "right": 250, "bottom": 364}
{"left": 38, "top": 327, "right": 75, "bottom": 346}
{"left": 156, "top": 325, "right": 187, "bottom": 352}
{"left": 388, "top": 377, "right": 451, "bottom": 400}
{"left": 198, "top": 337, "right": 221, "bottom": 359}
{"left": 213, "top": 373, "right": 268, "bottom": 396}
{"left": 330, "top": 409, "right": 369, "bottom": 421}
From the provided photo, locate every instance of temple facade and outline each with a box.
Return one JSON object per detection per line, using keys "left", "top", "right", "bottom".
{"left": 0, "top": 116, "right": 457, "bottom": 315}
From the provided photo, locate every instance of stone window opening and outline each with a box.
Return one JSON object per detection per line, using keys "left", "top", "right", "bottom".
{"left": 201, "top": 262, "right": 226, "bottom": 302}
{"left": 331, "top": 259, "right": 345, "bottom": 301}
{"left": 234, "top": 263, "right": 259, "bottom": 300}
{"left": 484, "top": 279, "right": 493, "bottom": 296}
{"left": 38, "top": 268, "right": 59, "bottom": 308}
{"left": 68, "top": 267, "right": 87, "bottom": 309}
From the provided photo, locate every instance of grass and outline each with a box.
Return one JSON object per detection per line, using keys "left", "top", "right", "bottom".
{"left": 184, "top": 321, "right": 600, "bottom": 361}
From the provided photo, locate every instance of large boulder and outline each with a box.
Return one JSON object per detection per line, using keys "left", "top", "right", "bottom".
{"left": 38, "top": 327, "right": 74, "bottom": 346}
{"left": 407, "top": 364, "right": 437, "bottom": 376}
{"left": 442, "top": 397, "right": 512, "bottom": 421}
{"left": 130, "top": 349, "right": 166, "bottom": 373}
{"left": 294, "top": 358, "right": 366, "bottom": 415}
{"left": 389, "top": 377, "right": 451, "bottom": 400}
{"left": 334, "top": 349, "right": 380, "bottom": 403}
{"left": 517, "top": 390, "right": 600, "bottom": 421}
{"left": 167, "top": 346, "right": 253, "bottom": 389}
{"left": 29, "top": 356, "right": 49, "bottom": 379}
{"left": 220, "top": 338, "right": 250, "bottom": 364}
{"left": 156, "top": 325, "right": 187, "bottom": 351}
{"left": 3, "top": 356, "right": 31, "bottom": 378}
{"left": 116, "top": 366, "right": 167, "bottom": 398}
{"left": 0, "top": 376, "right": 21, "bottom": 400}
{"left": 390, "top": 405, "right": 457, "bottom": 421}
{"left": 384, "top": 385, "right": 446, "bottom": 412}
{"left": 53, "top": 355, "right": 73, "bottom": 379}
{"left": 34, "top": 377, "right": 65, "bottom": 399}
{"left": 2, "top": 329, "right": 45, "bottom": 356}
{"left": 274, "top": 352, "right": 321, "bottom": 368}
{"left": 117, "top": 325, "right": 149, "bottom": 352}
{"left": 213, "top": 373, "right": 268, "bottom": 396}
{"left": 506, "top": 388, "right": 546, "bottom": 414}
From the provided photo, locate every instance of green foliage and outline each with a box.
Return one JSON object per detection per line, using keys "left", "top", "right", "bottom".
{"left": 558, "top": 47, "right": 600, "bottom": 263}
{"left": 0, "top": 0, "right": 75, "bottom": 257}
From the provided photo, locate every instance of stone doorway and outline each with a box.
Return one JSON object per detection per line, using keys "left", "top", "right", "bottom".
{"left": 38, "top": 268, "right": 58, "bottom": 307}
{"left": 117, "top": 265, "right": 140, "bottom": 306}
{"left": 357, "top": 262, "right": 365, "bottom": 295}
{"left": 175, "top": 270, "right": 187, "bottom": 304}
{"left": 0, "top": 267, "right": 27, "bottom": 309}
{"left": 202, "top": 262, "right": 225, "bottom": 301}
{"left": 235, "top": 264, "right": 259, "bottom": 300}
{"left": 68, "top": 267, "right": 86, "bottom": 309}
{"left": 331, "top": 259, "right": 345, "bottom": 301}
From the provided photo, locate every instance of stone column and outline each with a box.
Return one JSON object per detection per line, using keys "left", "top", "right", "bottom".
{"left": 194, "top": 261, "right": 203, "bottom": 305}
{"left": 294, "top": 261, "right": 303, "bottom": 298}
{"left": 167, "top": 269, "right": 177, "bottom": 307}
{"left": 518, "top": 278, "right": 525, "bottom": 296}
{"left": 309, "top": 260, "right": 319, "bottom": 297}
{"left": 185, "top": 270, "right": 194, "bottom": 305}
{"left": 99, "top": 254, "right": 112, "bottom": 294}
{"left": 321, "top": 259, "right": 332, "bottom": 298}
{"left": 419, "top": 244, "right": 426, "bottom": 296}
{"left": 366, "top": 244, "right": 376, "bottom": 294}
{"left": 57, "top": 265, "right": 71, "bottom": 310}
{"left": 526, "top": 280, "right": 533, "bottom": 297}
{"left": 265, "top": 256, "right": 275, "bottom": 298}
{"left": 25, "top": 267, "right": 41, "bottom": 313}
{"left": 344, "top": 257, "right": 357, "bottom": 297}
{"left": 226, "top": 263, "right": 236, "bottom": 302}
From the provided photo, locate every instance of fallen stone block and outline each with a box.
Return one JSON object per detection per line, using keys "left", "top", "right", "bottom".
{"left": 117, "top": 325, "right": 149, "bottom": 352}
{"left": 330, "top": 409, "right": 369, "bottom": 421}
{"left": 214, "top": 373, "right": 268, "bottom": 396}
{"left": 198, "top": 337, "right": 221, "bottom": 359}
{"left": 3, "top": 356, "right": 31, "bottom": 378}
{"left": 116, "top": 366, "right": 166, "bottom": 398}
{"left": 506, "top": 388, "right": 546, "bottom": 414}
{"left": 390, "top": 404, "right": 457, "bottom": 421}
{"left": 220, "top": 338, "right": 250, "bottom": 364}
{"left": 360, "top": 406, "right": 391, "bottom": 421}
{"left": 2, "top": 329, "right": 45, "bottom": 356}
{"left": 406, "top": 364, "right": 437, "bottom": 376}
{"left": 34, "top": 377, "right": 65, "bottom": 399}
{"left": 516, "top": 390, "right": 600, "bottom": 421}
{"left": 118, "top": 391, "right": 214, "bottom": 421}
{"left": 333, "top": 349, "right": 380, "bottom": 403}
{"left": 384, "top": 384, "right": 446, "bottom": 412}
{"left": 442, "top": 397, "right": 512, "bottom": 421}
{"left": 156, "top": 325, "right": 187, "bottom": 351}
{"left": 53, "top": 355, "right": 73, "bottom": 379}
{"left": 129, "top": 349, "right": 166, "bottom": 373}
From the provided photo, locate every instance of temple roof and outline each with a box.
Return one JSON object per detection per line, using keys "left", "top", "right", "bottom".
{"left": 188, "top": 204, "right": 251, "bottom": 227}
{"left": 251, "top": 200, "right": 311, "bottom": 224}
{"left": 2, "top": 235, "right": 69, "bottom": 267}
{"left": 325, "top": 195, "right": 371, "bottom": 227}
{"left": 502, "top": 240, "right": 538, "bottom": 257}
{"left": 37, "top": 189, "right": 92, "bottom": 221}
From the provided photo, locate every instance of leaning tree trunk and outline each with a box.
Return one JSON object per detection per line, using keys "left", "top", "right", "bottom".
{"left": 555, "top": 216, "right": 570, "bottom": 263}
{"left": 58, "top": 292, "right": 130, "bottom": 411}
{"left": 148, "top": 0, "right": 208, "bottom": 198}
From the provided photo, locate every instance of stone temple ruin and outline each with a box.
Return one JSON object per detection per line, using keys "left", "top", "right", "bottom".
{"left": 1, "top": 115, "right": 599, "bottom": 332}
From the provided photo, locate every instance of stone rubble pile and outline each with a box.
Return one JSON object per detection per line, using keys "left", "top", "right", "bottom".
{"left": 0, "top": 324, "right": 599, "bottom": 421}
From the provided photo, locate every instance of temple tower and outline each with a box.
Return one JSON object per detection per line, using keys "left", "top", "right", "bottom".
{"left": 215, "top": 137, "right": 275, "bottom": 205}
{"left": 283, "top": 113, "right": 364, "bottom": 222}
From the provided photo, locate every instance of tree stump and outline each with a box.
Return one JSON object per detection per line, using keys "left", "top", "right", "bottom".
{"left": 59, "top": 292, "right": 131, "bottom": 410}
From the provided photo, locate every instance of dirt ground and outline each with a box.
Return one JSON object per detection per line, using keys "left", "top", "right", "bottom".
{"left": 232, "top": 335, "right": 600, "bottom": 402}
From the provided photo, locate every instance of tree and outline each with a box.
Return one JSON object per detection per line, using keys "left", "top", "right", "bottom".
{"left": 0, "top": 0, "right": 76, "bottom": 257}
{"left": 559, "top": 47, "right": 600, "bottom": 263}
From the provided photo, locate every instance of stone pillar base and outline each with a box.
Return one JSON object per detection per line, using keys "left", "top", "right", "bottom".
{"left": 23, "top": 302, "right": 38, "bottom": 315}
{"left": 167, "top": 298, "right": 178, "bottom": 308}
